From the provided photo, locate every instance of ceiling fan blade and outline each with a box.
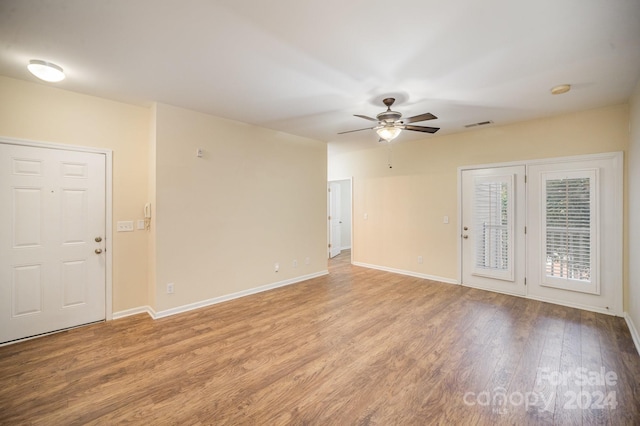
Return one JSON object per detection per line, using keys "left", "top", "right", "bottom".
{"left": 338, "top": 127, "right": 374, "bottom": 135}
{"left": 354, "top": 114, "right": 378, "bottom": 122}
{"left": 404, "top": 124, "right": 440, "bottom": 134}
{"left": 402, "top": 112, "right": 437, "bottom": 124}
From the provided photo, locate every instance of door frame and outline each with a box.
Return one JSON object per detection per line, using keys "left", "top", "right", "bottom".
{"left": 327, "top": 177, "right": 353, "bottom": 262}
{"left": 1, "top": 136, "right": 113, "bottom": 320}
{"left": 457, "top": 151, "right": 623, "bottom": 315}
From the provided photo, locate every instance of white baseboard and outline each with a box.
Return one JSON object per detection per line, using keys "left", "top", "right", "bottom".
{"left": 624, "top": 312, "right": 640, "bottom": 356}
{"left": 352, "top": 262, "right": 459, "bottom": 285}
{"left": 341, "top": 245, "right": 351, "bottom": 251}
{"left": 526, "top": 294, "right": 619, "bottom": 317}
{"left": 112, "top": 306, "right": 155, "bottom": 320}
{"left": 121, "top": 271, "right": 329, "bottom": 320}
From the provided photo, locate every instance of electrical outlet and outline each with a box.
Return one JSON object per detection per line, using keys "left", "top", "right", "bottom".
{"left": 418, "top": 256, "right": 424, "bottom": 264}
{"left": 274, "top": 263, "right": 279, "bottom": 272}
{"left": 167, "top": 283, "right": 174, "bottom": 294}
{"left": 293, "top": 259, "right": 298, "bottom": 268}
{"left": 305, "top": 257, "right": 310, "bottom": 265}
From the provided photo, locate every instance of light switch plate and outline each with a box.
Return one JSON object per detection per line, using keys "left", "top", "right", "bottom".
{"left": 117, "top": 221, "right": 134, "bottom": 232}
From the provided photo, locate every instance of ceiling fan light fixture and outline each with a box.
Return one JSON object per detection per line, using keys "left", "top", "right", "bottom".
{"left": 27, "top": 59, "right": 65, "bottom": 82}
{"left": 376, "top": 126, "right": 402, "bottom": 141}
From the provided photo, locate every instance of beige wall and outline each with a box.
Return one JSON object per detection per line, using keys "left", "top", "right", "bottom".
{"left": 0, "top": 76, "right": 327, "bottom": 316}
{"left": 329, "top": 104, "right": 629, "bottom": 297}
{"left": 0, "top": 76, "right": 150, "bottom": 312}
{"left": 153, "top": 103, "right": 327, "bottom": 312}
{"left": 628, "top": 80, "right": 640, "bottom": 334}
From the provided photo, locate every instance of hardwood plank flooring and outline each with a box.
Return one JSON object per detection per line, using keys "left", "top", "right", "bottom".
{"left": 1, "top": 250, "right": 639, "bottom": 425}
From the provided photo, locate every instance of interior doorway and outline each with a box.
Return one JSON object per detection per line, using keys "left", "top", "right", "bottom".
{"left": 328, "top": 178, "right": 353, "bottom": 261}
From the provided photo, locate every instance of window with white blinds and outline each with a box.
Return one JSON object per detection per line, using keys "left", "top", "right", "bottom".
{"left": 473, "top": 175, "right": 514, "bottom": 281}
{"left": 542, "top": 169, "right": 598, "bottom": 294}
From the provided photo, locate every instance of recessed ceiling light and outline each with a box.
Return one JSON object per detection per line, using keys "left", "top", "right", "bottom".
{"left": 27, "top": 59, "right": 65, "bottom": 82}
{"left": 551, "top": 84, "right": 571, "bottom": 95}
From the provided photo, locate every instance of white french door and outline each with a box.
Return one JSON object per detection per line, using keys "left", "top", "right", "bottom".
{"left": 0, "top": 143, "right": 107, "bottom": 344}
{"left": 460, "top": 153, "right": 622, "bottom": 315}
{"left": 527, "top": 155, "right": 622, "bottom": 314}
{"left": 461, "top": 166, "right": 526, "bottom": 296}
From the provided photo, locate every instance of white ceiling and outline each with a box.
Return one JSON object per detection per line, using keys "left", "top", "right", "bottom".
{"left": 1, "top": 0, "right": 639, "bottom": 148}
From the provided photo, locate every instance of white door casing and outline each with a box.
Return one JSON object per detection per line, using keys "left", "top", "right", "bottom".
{"left": 461, "top": 166, "right": 526, "bottom": 296}
{"left": 0, "top": 142, "right": 108, "bottom": 344}
{"left": 329, "top": 182, "right": 342, "bottom": 258}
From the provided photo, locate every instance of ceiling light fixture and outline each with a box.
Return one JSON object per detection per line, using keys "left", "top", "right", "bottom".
{"left": 376, "top": 125, "right": 402, "bottom": 142}
{"left": 550, "top": 84, "right": 571, "bottom": 95}
{"left": 27, "top": 59, "right": 65, "bottom": 82}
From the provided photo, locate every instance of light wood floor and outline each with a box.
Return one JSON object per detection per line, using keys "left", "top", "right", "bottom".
{"left": 1, "top": 250, "right": 639, "bottom": 425}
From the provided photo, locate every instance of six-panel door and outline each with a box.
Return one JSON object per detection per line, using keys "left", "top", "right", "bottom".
{"left": 0, "top": 143, "right": 106, "bottom": 344}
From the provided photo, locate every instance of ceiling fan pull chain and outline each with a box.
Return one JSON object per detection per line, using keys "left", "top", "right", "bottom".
{"left": 387, "top": 140, "right": 393, "bottom": 169}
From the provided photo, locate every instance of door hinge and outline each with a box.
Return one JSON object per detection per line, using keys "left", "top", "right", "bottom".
{"left": 328, "top": 215, "right": 331, "bottom": 220}
{"left": 328, "top": 187, "right": 331, "bottom": 192}
{"left": 524, "top": 226, "right": 527, "bottom": 234}
{"left": 328, "top": 243, "right": 332, "bottom": 248}
{"left": 525, "top": 175, "right": 527, "bottom": 183}
{"left": 524, "top": 277, "right": 527, "bottom": 285}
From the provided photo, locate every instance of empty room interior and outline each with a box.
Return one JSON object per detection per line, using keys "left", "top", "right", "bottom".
{"left": 1, "top": 1, "right": 640, "bottom": 424}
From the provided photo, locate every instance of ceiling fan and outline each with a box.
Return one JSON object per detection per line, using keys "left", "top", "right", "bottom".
{"left": 339, "top": 97, "right": 439, "bottom": 142}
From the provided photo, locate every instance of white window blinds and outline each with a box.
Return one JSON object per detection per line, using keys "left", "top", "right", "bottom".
{"left": 542, "top": 169, "right": 598, "bottom": 294}
{"left": 473, "top": 175, "right": 514, "bottom": 281}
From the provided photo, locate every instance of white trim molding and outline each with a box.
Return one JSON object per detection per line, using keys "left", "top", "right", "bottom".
{"left": 112, "top": 306, "right": 155, "bottom": 320}
{"left": 141, "top": 271, "right": 329, "bottom": 320}
{"left": 525, "top": 294, "right": 618, "bottom": 317}
{"left": 352, "top": 262, "right": 459, "bottom": 285}
{"left": 625, "top": 312, "right": 640, "bottom": 356}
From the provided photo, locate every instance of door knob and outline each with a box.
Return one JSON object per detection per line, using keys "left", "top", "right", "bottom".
{"left": 463, "top": 226, "right": 468, "bottom": 231}
{"left": 463, "top": 235, "right": 468, "bottom": 239}
{"left": 95, "top": 237, "right": 102, "bottom": 242}
{"left": 95, "top": 248, "right": 103, "bottom": 254}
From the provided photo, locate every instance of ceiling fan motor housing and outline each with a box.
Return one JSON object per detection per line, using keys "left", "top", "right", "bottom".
{"left": 376, "top": 110, "right": 402, "bottom": 123}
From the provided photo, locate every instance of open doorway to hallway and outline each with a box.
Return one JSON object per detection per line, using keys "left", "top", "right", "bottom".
{"left": 328, "top": 178, "right": 352, "bottom": 262}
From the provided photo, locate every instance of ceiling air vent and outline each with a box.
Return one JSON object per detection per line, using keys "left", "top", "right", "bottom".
{"left": 464, "top": 120, "right": 494, "bottom": 128}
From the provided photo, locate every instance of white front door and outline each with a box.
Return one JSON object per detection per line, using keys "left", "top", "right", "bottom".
{"left": 0, "top": 143, "right": 106, "bottom": 344}
{"left": 461, "top": 166, "right": 526, "bottom": 296}
{"left": 329, "top": 182, "right": 341, "bottom": 258}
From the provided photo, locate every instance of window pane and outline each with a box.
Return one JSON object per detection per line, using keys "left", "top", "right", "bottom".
{"left": 474, "top": 181, "right": 510, "bottom": 272}
{"left": 545, "top": 177, "right": 591, "bottom": 281}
